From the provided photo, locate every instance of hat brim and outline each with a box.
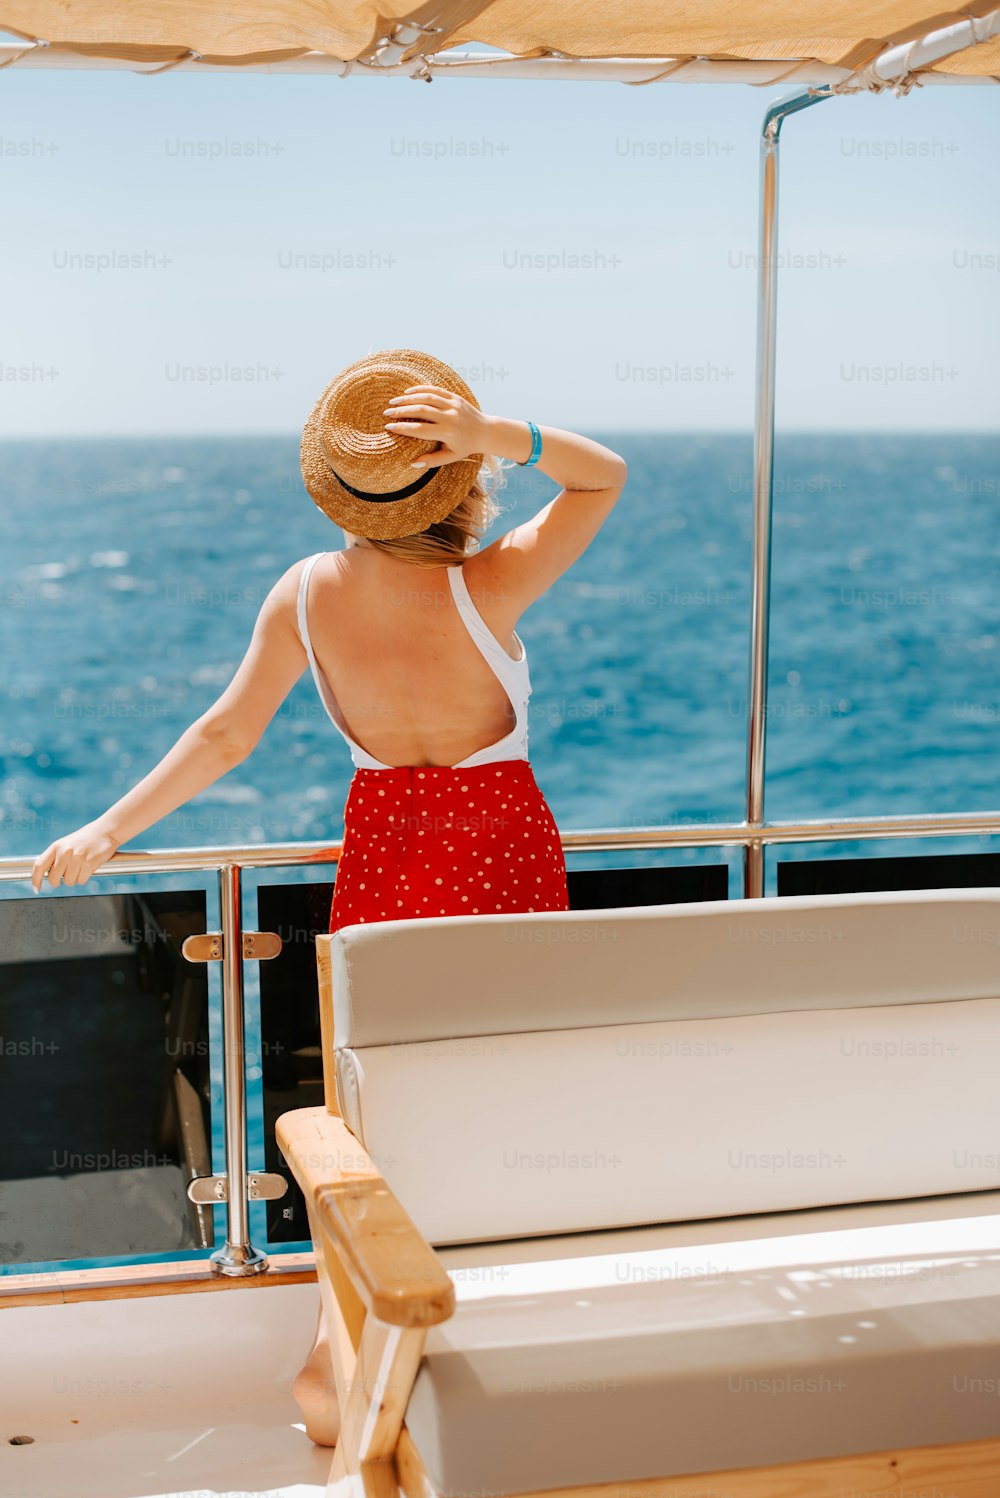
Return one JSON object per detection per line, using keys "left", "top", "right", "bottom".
{"left": 300, "top": 350, "right": 484, "bottom": 541}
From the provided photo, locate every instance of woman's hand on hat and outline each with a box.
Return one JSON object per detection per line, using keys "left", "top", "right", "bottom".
{"left": 383, "top": 385, "right": 487, "bottom": 469}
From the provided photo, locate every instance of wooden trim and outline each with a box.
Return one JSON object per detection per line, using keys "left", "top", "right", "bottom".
{"left": 277, "top": 1106, "right": 455, "bottom": 1328}
{"left": 317, "top": 1174, "right": 453, "bottom": 1328}
{"left": 497, "top": 1434, "right": 1000, "bottom": 1498}
{"left": 279, "top": 1105, "right": 453, "bottom": 1493}
{"left": 306, "top": 1201, "right": 363, "bottom": 1416}
{"left": 312, "top": 1206, "right": 366, "bottom": 1355}
{"left": 316, "top": 933, "right": 341, "bottom": 1116}
{"left": 394, "top": 1431, "right": 1000, "bottom": 1498}
{"left": 306, "top": 1201, "right": 426, "bottom": 1492}
{"left": 396, "top": 1425, "right": 436, "bottom": 1498}
{"left": 0, "top": 1251, "right": 316, "bottom": 1309}
{"left": 334, "top": 1316, "right": 426, "bottom": 1481}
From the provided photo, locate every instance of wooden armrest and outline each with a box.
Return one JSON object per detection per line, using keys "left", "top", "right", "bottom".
{"left": 276, "top": 1106, "right": 455, "bottom": 1329}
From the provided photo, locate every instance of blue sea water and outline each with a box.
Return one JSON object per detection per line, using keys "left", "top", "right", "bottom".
{"left": 1, "top": 431, "right": 999, "bottom": 868}
{"left": 1, "top": 431, "right": 999, "bottom": 1272}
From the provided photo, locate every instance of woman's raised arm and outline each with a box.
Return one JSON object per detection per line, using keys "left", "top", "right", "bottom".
{"left": 384, "top": 386, "right": 627, "bottom": 616}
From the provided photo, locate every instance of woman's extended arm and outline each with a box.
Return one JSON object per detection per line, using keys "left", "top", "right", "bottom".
{"left": 31, "top": 563, "right": 308, "bottom": 891}
{"left": 384, "top": 386, "right": 627, "bottom": 615}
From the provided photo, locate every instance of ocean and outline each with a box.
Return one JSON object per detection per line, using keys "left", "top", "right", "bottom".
{"left": 2, "top": 431, "right": 999, "bottom": 874}
{"left": 2, "top": 429, "right": 998, "bottom": 1271}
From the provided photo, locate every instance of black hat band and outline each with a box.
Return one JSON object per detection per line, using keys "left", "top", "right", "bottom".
{"left": 331, "top": 464, "right": 439, "bottom": 503}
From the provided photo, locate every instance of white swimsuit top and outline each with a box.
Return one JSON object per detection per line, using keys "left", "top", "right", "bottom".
{"left": 296, "top": 551, "right": 531, "bottom": 771}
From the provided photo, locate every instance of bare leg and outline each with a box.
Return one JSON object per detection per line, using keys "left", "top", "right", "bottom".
{"left": 293, "top": 1308, "right": 342, "bottom": 1447}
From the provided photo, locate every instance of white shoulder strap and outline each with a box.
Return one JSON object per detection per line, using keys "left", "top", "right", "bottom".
{"left": 447, "top": 562, "right": 527, "bottom": 692}
{"left": 296, "top": 552, "right": 327, "bottom": 666}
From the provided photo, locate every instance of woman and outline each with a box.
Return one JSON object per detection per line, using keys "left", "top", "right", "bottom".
{"left": 30, "top": 350, "right": 627, "bottom": 914}
{"left": 29, "top": 349, "right": 627, "bottom": 1445}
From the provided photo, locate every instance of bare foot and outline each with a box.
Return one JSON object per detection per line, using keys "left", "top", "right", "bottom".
{"left": 293, "top": 1314, "right": 342, "bottom": 1447}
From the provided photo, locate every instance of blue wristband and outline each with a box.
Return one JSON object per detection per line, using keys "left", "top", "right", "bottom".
{"left": 519, "top": 420, "right": 542, "bottom": 468}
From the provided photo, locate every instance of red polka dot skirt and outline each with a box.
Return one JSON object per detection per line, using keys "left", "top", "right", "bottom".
{"left": 329, "top": 759, "right": 569, "bottom": 933}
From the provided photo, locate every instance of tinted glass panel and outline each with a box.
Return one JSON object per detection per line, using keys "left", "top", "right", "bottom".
{"left": 777, "top": 851, "right": 1000, "bottom": 896}
{"left": 568, "top": 863, "right": 728, "bottom": 908}
{"left": 0, "top": 890, "right": 211, "bottom": 1268}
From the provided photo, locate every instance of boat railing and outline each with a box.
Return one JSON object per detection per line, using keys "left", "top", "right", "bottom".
{"left": 2, "top": 805, "right": 1000, "bottom": 1279}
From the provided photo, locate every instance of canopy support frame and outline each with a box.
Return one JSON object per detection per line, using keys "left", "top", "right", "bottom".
{"left": 743, "top": 86, "right": 834, "bottom": 899}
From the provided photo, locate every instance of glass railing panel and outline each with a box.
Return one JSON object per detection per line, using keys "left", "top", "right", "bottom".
{"left": 772, "top": 838, "right": 1000, "bottom": 898}
{"left": 0, "top": 885, "right": 216, "bottom": 1273}
{"left": 248, "top": 869, "right": 334, "bottom": 1251}
{"left": 567, "top": 862, "right": 729, "bottom": 907}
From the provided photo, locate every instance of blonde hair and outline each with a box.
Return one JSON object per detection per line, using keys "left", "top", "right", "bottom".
{"left": 360, "top": 456, "right": 507, "bottom": 568}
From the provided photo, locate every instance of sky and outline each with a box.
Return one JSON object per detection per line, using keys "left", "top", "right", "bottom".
{"left": 1, "top": 49, "right": 998, "bottom": 435}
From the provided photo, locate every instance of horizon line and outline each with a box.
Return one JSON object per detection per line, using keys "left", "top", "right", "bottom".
{"left": 0, "top": 427, "right": 998, "bottom": 442}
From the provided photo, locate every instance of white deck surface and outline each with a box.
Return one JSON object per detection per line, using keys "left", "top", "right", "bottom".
{"left": 0, "top": 1282, "right": 331, "bottom": 1498}
{"left": 5, "top": 1192, "right": 1000, "bottom": 1497}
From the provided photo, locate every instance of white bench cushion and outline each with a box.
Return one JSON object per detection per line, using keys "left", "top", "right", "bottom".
{"left": 330, "top": 890, "right": 1000, "bottom": 1244}
{"left": 340, "top": 993, "right": 1000, "bottom": 1244}
{"left": 408, "top": 1194, "right": 1000, "bottom": 1494}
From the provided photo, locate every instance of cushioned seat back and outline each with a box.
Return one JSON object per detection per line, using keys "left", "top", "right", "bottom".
{"left": 328, "top": 889, "right": 1000, "bottom": 1244}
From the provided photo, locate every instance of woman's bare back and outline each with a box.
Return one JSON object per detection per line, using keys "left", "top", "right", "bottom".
{"left": 305, "top": 546, "right": 521, "bottom": 768}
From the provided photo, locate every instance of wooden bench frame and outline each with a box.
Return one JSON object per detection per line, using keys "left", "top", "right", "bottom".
{"left": 273, "top": 934, "right": 1000, "bottom": 1498}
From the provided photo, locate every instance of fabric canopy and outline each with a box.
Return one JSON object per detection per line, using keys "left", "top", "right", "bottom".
{"left": 1, "top": 0, "right": 999, "bottom": 78}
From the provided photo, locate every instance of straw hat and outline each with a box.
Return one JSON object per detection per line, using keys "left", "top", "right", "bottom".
{"left": 300, "top": 349, "right": 483, "bottom": 540}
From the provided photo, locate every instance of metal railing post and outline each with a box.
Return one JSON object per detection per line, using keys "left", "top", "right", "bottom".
{"left": 211, "top": 862, "right": 267, "bottom": 1276}
{"left": 744, "top": 86, "right": 835, "bottom": 898}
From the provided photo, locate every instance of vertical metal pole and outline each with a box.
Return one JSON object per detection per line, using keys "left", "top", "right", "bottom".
{"left": 743, "top": 87, "right": 834, "bottom": 899}
{"left": 211, "top": 862, "right": 267, "bottom": 1276}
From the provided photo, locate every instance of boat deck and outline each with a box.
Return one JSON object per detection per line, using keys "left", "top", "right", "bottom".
{"left": 0, "top": 1280, "right": 329, "bottom": 1498}
{"left": 6, "top": 1188, "right": 1000, "bottom": 1498}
